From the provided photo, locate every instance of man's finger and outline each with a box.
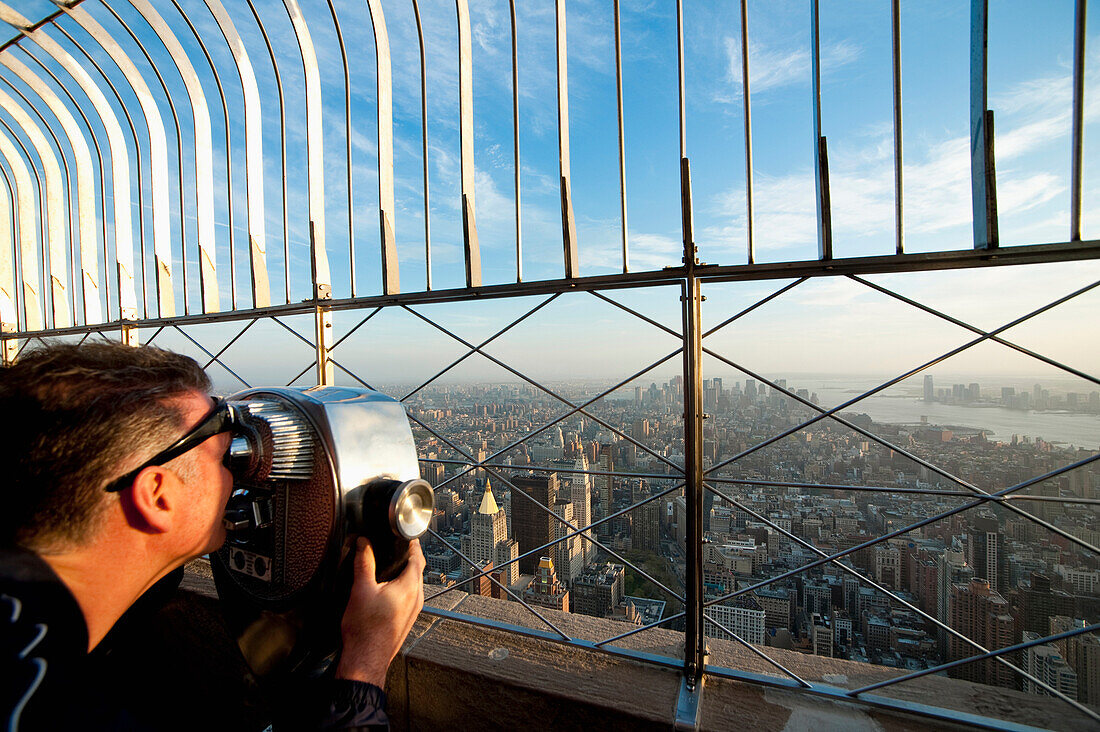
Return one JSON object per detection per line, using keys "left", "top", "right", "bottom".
{"left": 352, "top": 536, "right": 378, "bottom": 587}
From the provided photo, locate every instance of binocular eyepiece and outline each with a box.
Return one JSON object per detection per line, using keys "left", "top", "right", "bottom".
{"left": 209, "top": 386, "right": 434, "bottom": 678}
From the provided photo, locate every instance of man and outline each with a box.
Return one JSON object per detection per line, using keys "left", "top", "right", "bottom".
{"left": 1, "top": 342, "right": 425, "bottom": 729}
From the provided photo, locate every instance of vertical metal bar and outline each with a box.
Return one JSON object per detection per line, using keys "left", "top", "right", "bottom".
{"left": 510, "top": 0, "right": 522, "bottom": 281}
{"left": 0, "top": 104, "right": 48, "bottom": 329}
{"left": 1071, "top": 0, "right": 1087, "bottom": 241}
{"left": 614, "top": 0, "right": 628, "bottom": 273}
{"left": 12, "top": 50, "right": 106, "bottom": 325}
{"left": 739, "top": 0, "right": 754, "bottom": 264}
{"left": 412, "top": 0, "right": 431, "bottom": 290}
{"left": 970, "top": 0, "right": 998, "bottom": 249}
{"left": 168, "top": 5, "right": 237, "bottom": 311}
{"left": 365, "top": 0, "right": 398, "bottom": 295}
{"left": 0, "top": 163, "right": 16, "bottom": 357}
{"left": 456, "top": 0, "right": 481, "bottom": 288}
{"left": 680, "top": 163, "right": 705, "bottom": 691}
{"left": 62, "top": 5, "right": 176, "bottom": 316}
{"left": 892, "top": 0, "right": 903, "bottom": 255}
{"left": 0, "top": 127, "right": 41, "bottom": 330}
{"left": 51, "top": 25, "right": 147, "bottom": 324}
{"left": 282, "top": 0, "right": 332, "bottom": 301}
{"left": 0, "top": 163, "right": 19, "bottom": 335}
{"left": 203, "top": 0, "right": 270, "bottom": 308}
{"left": 244, "top": 0, "right": 290, "bottom": 304}
{"left": 0, "top": 87, "right": 67, "bottom": 327}
{"left": 126, "top": 0, "right": 219, "bottom": 314}
{"left": 101, "top": 4, "right": 187, "bottom": 319}
{"left": 0, "top": 76, "right": 76, "bottom": 327}
{"left": 676, "top": 0, "right": 705, "bottom": 692}
{"left": 811, "top": 0, "right": 832, "bottom": 260}
{"left": 134, "top": 0, "right": 223, "bottom": 315}
{"left": 323, "top": 0, "right": 356, "bottom": 296}
{"left": 556, "top": 0, "right": 579, "bottom": 279}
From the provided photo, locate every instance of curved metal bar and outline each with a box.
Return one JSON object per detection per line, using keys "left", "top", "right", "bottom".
{"left": 0, "top": 72, "right": 77, "bottom": 326}
{"left": 0, "top": 87, "right": 48, "bottom": 328}
{"left": 555, "top": 0, "right": 578, "bottom": 278}
{"left": 11, "top": 49, "right": 107, "bottom": 325}
{"left": 243, "top": 0, "right": 288, "bottom": 303}
{"left": 162, "top": 0, "right": 237, "bottom": 311}
{"left": 508, "top": 0, "right": 521, "bottom": 281}
{"left": 59, "top": 2, "right": 175, "bottom": 317}
{"left": 48, "top": 22, "right": 145, "bottom": 327}
{"left": 0, "top": 160, "right": 16, "bottom": 348}
{"left": 322, "top": 0, "right": 354, "bottom": 296}
{"left": 455, "top": 0, "right": 480, "bottom": 287}
{"left": 282, "top": 0, "right": 331, "bottom": 300}
{"left": 364, "top": 0, "right": 398, "bottom": 295}
{"left": 0, "top": 85, "right": 68, "bottom": 326}
{"left": 411, "top": 0, "right": 431, "bottom": 289}
{"left": 203, "top": 0, "right": 269, "bottom": 308}
{"left": 126, "top": 0, "right": 221, "bottom": 314}
{"left": 0, "top": 125, "right": 41, "bottom": 329}
{"left": 92, "top": 4, "right": 186, "bottom": 319}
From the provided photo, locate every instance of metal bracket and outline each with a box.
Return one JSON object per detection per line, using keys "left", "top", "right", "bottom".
{"left": 674, "top": 673, "right": 704, "bottom": 731}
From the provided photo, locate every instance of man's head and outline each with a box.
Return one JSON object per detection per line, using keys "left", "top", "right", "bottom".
{"left": 1, "top": 342, "right": 218, "bottom": 552}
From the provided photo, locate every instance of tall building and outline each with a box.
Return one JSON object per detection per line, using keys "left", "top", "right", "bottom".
{"left": 595, "top": 445, "right": 614, "bottom": 538}
{"left": 967, "top": 514, "right": 1008, "bottom": 593}
{"left": 552, "top": 498, "right": 583, "bottom": 586}
{"left": 874, "top": 544, "right": 900, "bottom": 589}
{"left": 462, "top": 480, "right": 519, "bottom": 585}
{"left": 511, "top": 473, "right": 559, "bottom": 574}
{"left": 923, "top": 374, "right": 934, "bottom": 401}
{"left": 948, "top": 579, "right": 1015, "bottom": 688}
{"left": 572, "top": 563, "right": 625, "bottom": 618}
{"left": 705, "top": 595, "right": 765, "bottom": 645}
{"left": 635, "top": 498, "right": 661, "bottom": 554}
{"left": 1022, "top": 632, "right": 1078, "bottom": 699}
{"left": 570, "top": 455, "right": 598, "bottom": 565}
{"left": 811, "top": 613, "right": 833, "bottom": 657}
{"left": 937, "top": 545, "right": 972, "bottom": 630}
{"left": 522, "top": 556, "right": 569, "bottom": 612}
{"left": 1018, "top": 572, "right": 1075, "bottom": 636}
{"left": 1051, "top": 617, "right": 1100, "bottom": 705}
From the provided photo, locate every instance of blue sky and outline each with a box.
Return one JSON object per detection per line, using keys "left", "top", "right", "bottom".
{"left": 0, "top": 1, "right": 1097, "bottom": 385}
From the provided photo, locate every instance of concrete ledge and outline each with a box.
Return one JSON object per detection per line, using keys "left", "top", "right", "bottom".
{"left": 181, "top": 562, "right": 1096, "bottom": 731}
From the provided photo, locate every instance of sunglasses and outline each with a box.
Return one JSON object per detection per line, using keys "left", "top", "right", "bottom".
{"left": 104, "top": 398, "right": 242, "bottom": 493}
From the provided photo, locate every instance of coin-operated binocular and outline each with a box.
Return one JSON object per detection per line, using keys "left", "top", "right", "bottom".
{"left": 209, "top": 386, "right": 434, "bottom": 681}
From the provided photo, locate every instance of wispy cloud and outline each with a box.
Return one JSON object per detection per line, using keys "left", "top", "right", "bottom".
{"left": 718, "top": 37, "right": 861, "bottom": 101}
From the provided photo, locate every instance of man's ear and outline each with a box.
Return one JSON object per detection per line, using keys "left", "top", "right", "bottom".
{"left": 126, "top": 466, "right": 176, "bottom": 534}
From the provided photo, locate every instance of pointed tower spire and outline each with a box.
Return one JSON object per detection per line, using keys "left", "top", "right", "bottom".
{"left": 478, "top": 479, "right": 500, "bottom": 515}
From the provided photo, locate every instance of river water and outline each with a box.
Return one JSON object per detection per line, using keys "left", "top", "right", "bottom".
{"left": 798, "top": 377, "right": 1100, "bottom": 450}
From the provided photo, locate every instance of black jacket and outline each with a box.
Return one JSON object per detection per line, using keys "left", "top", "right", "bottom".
{"left": 1, "top": 548, "right": 388, "bottom": 731}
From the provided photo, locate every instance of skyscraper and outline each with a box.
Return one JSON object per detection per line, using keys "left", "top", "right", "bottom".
{"left": 552, "top": 498, "right": 583, "bottom": 586}
{"left": 923, "top": 374, "right": 934, "bottom": 401}
{"left": 462, "top": 480, "right": 520, "bottom": 586}
{"left": 948, "top": 578, "right": 1015, "bottom": 688}
{"left": 572, "top": 563, "right": 625, "bottom": 618}
{"left": 570, "top": 455, "right": 597, "bottom": 565}
{"left": 522, "top": 556, "right": 569, "bottom": 612}
{"left": 510, "top": 473, "right": 559, "bottom": 574}
{"left": 967, "top": 514, "right": 1008, "bottom": 593}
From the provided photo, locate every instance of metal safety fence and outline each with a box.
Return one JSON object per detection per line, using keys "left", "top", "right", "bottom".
{"left": 1, "top": 1, "right": 1098, "bottom": 729}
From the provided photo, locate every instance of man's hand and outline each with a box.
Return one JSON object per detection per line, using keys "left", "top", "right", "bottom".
{"left": 335, "top": 537, "right": 426, "bottom": 687}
